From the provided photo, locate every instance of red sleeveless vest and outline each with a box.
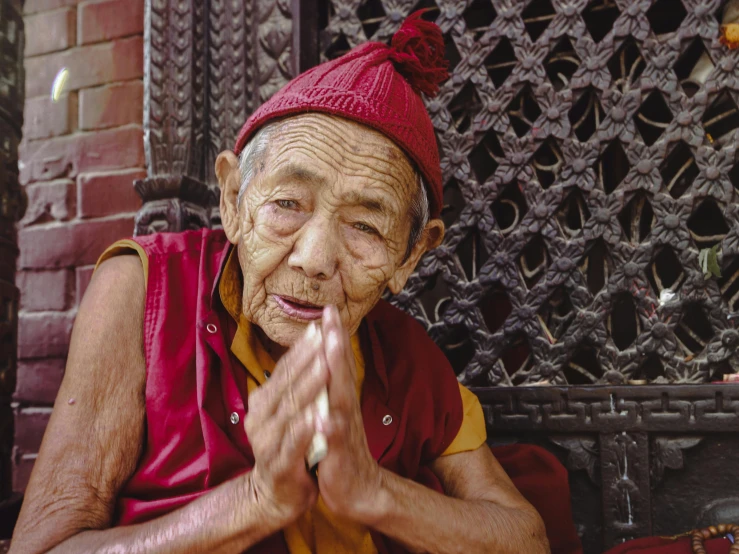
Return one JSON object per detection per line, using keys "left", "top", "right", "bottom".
{"left": 112, "top": 229, "right": 463, "bottom": 553}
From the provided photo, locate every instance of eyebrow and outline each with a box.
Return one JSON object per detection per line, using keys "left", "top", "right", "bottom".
{"left": 341, "top": 191, "right": 395, "bottom": 218}
{"left": 272, "top": 164, "right": 325, "bottom": 186}
{"left": 272, "top": 163, "right": 397, "bottom": 218}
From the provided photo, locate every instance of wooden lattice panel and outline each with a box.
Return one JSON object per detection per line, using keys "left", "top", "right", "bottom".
{"left": 319, "top": 0, "right": 739, "bottom": 386}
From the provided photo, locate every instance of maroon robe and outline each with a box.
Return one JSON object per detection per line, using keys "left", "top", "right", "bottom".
{"left": 112, "top": 229, "right": 464, "bottom": 553}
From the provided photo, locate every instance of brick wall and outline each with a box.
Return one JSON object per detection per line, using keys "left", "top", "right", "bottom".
{"left": 13, "top": 0, "right": 144, "bottom": 492}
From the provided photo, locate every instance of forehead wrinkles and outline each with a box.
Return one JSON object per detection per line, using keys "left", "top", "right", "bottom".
{"left": 265, "top": 116, "right": 416, "bottom": 200}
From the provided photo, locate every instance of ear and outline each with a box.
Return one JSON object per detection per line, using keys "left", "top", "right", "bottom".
{"left": 216, "top": 150, "right": 241, "bottom": 244}
{"left": 387, "top": 219, "right": 445, "bottom": 294}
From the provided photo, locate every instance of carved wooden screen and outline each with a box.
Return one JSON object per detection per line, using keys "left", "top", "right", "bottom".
{"left": 308, "top": 0, "right": 739, "bottom": 388}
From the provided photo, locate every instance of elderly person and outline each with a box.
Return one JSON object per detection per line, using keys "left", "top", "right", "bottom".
{"left": 10, "top": 13, "right": 549, "bottom": 554}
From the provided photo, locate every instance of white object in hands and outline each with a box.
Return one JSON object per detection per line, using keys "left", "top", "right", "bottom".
{"left": 306, "top": 387, "right": 329, "bottom": 469}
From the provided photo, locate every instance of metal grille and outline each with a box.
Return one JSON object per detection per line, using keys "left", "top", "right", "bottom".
{"left": 319, "top": 0, "right": 739, "bottom": 386}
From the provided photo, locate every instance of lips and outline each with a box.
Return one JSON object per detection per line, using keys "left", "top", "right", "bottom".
{"left": 273, "top": 295, "right": 325, "bottom": 321}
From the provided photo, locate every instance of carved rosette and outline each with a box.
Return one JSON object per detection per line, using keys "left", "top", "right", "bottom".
{"left": 0, "top": 0, "right": 25, "bottom": 500}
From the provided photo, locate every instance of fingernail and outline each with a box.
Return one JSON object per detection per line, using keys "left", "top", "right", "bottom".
{"left": 306, "top": 322, "right": 317, "bottom": 338}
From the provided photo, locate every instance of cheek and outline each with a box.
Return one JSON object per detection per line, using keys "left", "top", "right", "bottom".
{"left": 256, "top": 204, "right": 306, "bottom": 238}
{"left": 338, "top": 225, "right": 404, "bottom": 302}
{"left": 239, "top": 212, "right": 296, "bottom": 310}
{"left": 339, "top": 254, "right": 394, "bottom": 310}
{"left": 341, "top": 227, "right": 394, "bottom": 267}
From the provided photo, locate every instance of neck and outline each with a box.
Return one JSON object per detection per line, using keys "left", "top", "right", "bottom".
{"left": 254, "top": 325, "right": 289, "bottom": 361}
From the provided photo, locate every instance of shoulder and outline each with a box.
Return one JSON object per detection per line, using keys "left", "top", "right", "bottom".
{"left": 367, "top": 299, "right": 450, "bottom": 368}
{"left": 367, "top": 300, "right": 464, "bottom": 461}
{"left": 93, "top": 252, "right": 146, "bottom": 299}
{"left": 367, "top": 299, "right": 460, "bottom": 400}
{"left": 132, "top": 228, "right": 228, "bottom": 257}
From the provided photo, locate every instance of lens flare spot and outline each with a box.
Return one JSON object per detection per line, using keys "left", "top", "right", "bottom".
{"left": 50, "top": 68, "right": 69, "bottom": 103}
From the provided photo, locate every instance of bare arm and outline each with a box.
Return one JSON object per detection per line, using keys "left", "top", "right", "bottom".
{"left": 9, "top": 255, "right": 303, "bottom": 554}
{"left": 368, "top": 446, "right": 550, "bottom": 554}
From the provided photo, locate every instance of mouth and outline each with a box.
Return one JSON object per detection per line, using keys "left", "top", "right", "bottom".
{"left": 273, "top": 295, "right": 325, "bottom": 321}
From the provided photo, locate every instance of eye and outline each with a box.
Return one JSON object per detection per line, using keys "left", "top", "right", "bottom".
{"left": 276, "top": 199, "right": 298, "bottom": 209}
{"left": 353, "top": 222, "right": 378, "bottom": 235}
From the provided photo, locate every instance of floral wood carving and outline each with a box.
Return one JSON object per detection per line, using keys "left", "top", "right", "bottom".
{"left": 550, "top": 435, "right": 600, "bottom": 483}
{"left": 650, "top": 435, "right": 702, "bottom": 488}
{"left": 137, "top": 0, "right": 294, "bottom": 235}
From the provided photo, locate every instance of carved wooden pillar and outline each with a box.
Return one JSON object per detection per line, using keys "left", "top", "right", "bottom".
{"left": 135, "top": 0, "right": 294, "bottom": 235}
{"left": 134, "top": 0, "right": 212, "bottom": 235}
{"left": 0, "top": 0, "right": 26, "bottom": 501}
{"left": 600, "top": 432, "right": 651, "bottom": 546}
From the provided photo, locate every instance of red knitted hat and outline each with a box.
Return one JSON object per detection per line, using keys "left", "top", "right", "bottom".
{"left": 233, "top": 11, "right": 449, "bottom": 218}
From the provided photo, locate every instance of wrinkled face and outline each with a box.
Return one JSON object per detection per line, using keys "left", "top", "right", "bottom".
{"left": 217, "top": 114, "right": 440, "bottom": 347}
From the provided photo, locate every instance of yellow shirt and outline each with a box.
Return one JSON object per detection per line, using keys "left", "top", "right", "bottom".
{"left": 98, "top": 241, "right": 487, "bottom": 554}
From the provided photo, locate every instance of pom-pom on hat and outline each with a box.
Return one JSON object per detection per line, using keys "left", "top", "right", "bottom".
{"left": 233, "top": 10, "right": 449, "bottom": 218}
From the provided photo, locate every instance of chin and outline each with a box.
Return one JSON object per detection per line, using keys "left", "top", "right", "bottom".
{"left": 257, "top": 318, "right": 309, "bottom": 348}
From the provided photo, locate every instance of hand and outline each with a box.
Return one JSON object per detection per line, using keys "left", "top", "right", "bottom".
{"left": 244, "top": 322, "right": 329, "bottom": 528}
{"left": 316, "top": 305, "right": 384, "bottom": 524}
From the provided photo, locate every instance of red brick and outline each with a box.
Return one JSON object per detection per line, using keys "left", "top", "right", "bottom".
{"left": 17, "top": 269, "right": 73, "bottom": 311}
{"left": 78, "top": 168, "right": 143, "bottom": 218}
{"left": 75, "top": 265, "right": 95, "bottom": 304}
{"left": 19, "top": 125, "right": 143, "bottom": 185}
{"left": 23, "top": 93, "right": 78, "bottom": 140}
{"left": 14, "top": 408, "right": 53, "bottom": 453}
{"left": 25, "top": 8, "right": 76, "bottom": 57}
{"left": 12, "top": 453, "right": 36, "bottom": 493}
{"left": 19, "top": 215, "right": 135, "bottom": 269}
{"left": 18, "top": 311, "right": 76, "bottom": 358}
{"left": 25, "top": 0, "right": 82, "bottom": 14}
{"left": 78, "top": 0, "right": 144, "bottom": 45}
{"left": 25, "top": 36, "right": 143, "bottom": 99}
{"left": 19, "top": 179, "right": 75, "bottom": 226}
{"left": 79, "top": 80, "right": 143, "bottom": 130}
{"left": 14, "top": 358, "right": 66, "bottom": 405}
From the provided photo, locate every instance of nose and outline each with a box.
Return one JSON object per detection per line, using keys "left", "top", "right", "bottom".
{"left": 287, "top": 214, "right": 338, "bottom": 280}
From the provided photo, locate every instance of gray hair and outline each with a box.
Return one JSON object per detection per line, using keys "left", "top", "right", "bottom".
{"left": 237, "top": 123, "right": 430, "bottom": 261}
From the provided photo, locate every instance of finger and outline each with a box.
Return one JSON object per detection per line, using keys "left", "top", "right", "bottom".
{"left": 275, "top": 353, "right": 329, "bottom": 424}
{"left": 280, "top": 406, "right": 319, "bottom": 472}
{"left": 259, "top": 322, "right": 323, "bottom": 416}
{"left": 248, "top": 393, "right": 318, "bottom": 466}
{"left": 251, "top": 352, "right": 328, "bottom": 457}
{"left": 322, "top": 306, "right": 355, "bottom": 410}
{"left": 322, "top": 305, "right": 355, "bottom": 378}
